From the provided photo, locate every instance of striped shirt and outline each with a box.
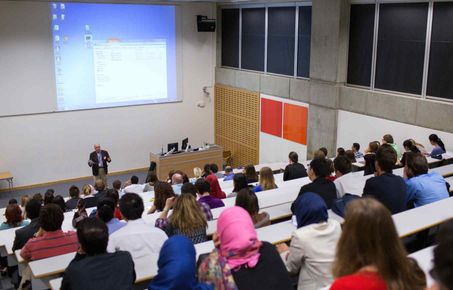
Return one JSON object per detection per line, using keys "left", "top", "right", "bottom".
{"left": 20, "top": 230, "right": 79, "bottom": 261}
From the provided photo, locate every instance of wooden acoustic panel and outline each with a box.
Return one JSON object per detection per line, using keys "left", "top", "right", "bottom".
{"left": 214, "top": 85, "right": 260, "bottom": 167}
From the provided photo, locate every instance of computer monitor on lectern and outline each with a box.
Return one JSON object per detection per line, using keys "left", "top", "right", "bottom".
{"left": 167, "top": 142, "right": 178, "bottom": 153}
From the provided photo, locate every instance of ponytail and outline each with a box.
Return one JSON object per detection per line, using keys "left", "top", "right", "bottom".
{"left": 429, "top": 134, "right": 446, "bottom": 152}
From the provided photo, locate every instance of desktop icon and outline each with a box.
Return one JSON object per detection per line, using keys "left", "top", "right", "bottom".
{"left": 55, "top": 35, "right": 60, "bottom": 42}
{"left": 60, "top": 3, "right": 65, "bottom": 10}
{"left": 61, "top": 14, "right": 65, "bottom": 20}
{"left": 54, "top": 25, "right": 59, "bottom": 31}
{"left": 52, "top": 14, "right": 57, "bottom": 20}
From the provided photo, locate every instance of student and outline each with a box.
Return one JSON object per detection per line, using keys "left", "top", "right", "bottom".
{"left": 235, "top": 188, "right": 270, "bottom": 229}
{"left": 211, "top": 163, "right": 224, "bottom": 179}
{"left": 430, "top": 218, "right": 453, "bottom": 290}
{"left": 204, "top": 164, "right": 226, "bottom": 199}
{"left": 345, "top": 150, "right": 356, "bottom": 164}
{"left": 21, "top": 204, "right": 79, "bottom": 261}
{"left": 405, "top": 152, "right": 449, "bottom": 208}
{"left": 143, "top": 173, "right": 158, "bottom": 192}
{"left": 230, "top": 173, "right": 254, "bottom": 197}
{"left": 112, "top": 179, "right": 122, "bottom": 196}
{"left": 336, "top": 147, "right": 346, "bottom": 157}
{"left": 32, "top": 193, "right": 43, "bottom": 205}
{"left": 66, "top": 185, "right": 81, "bottom": 210}
{"left": 198, "top": 206, "right": 293, "bottom": 290}
{"left": 400, "top": 139, "right": 421, "bottom": 166}
{"left": 180, "top": 183, "right": 213, "bottom": 222}
{"left": 223, "top": 166, "right": 235, "bottom": 181}
{"left": 94, "top": 179, "right": 108, "bottom": 200}
{"left": 429, "top": 133, "right": 446, "bottom": 157}
{"left": 97, "top": 198, "right": 126, "bottom": 235}
{"left": 81, "top": 184, "right": 98, "bottom": 208}
{"left": 364, "top": 141, "right": 380, "bottom": 176}
{"left": 105, "top": 189, "right": 123, "bottom": 220}
{"left": 382, "top": 134, "right": 402, "bottom": 160}
{"left": 352, "top": 143, "right": 363, "bottom": 159}
{"left": 244, "top": 164, "right": 258, "bottom": 183}
{"left": 277, "top": 193, "right": 341, "bottom": 290}
{"left": 20, "top": 195, "right": 29, "bottom": 211}
{"left": 148, "top": 181, "right": 176, "bottom": 214}
{"left": 333, "top": 156, "right": 362, "bottom": 198}
{"left": 171, "top": 173, "right": 184, "bottom": 195}
{"left": 363, "top": 144, "right": 407, "bottom": 214}
{"left": 254, "top": 167, "right": 278, "bottom": 192}
{"left": 107, "top": 193, "right": 168, "bottom": 261}
{"left": 155, "top": 192, "right": 207, "bottom": 244}
{"left": 283, "top": 152, "right": 308, "bottom": 181}
{"left": 12, "top": 199, "right": 42, "bottom": 251}
{"left": 53, "top": 195, "right": 67, "bottom": 212}
{"left": 319, "top": 147, "right": 328, "bottom": 157}
{"left": 195, "top": 179, "right": 225, "bottom": 209}
{"left": 0, "top": 204, "right": 29, "bottom": 231}
{"left": 330, "top": 198, "right": 426, "bottom": 290}
{"left": 291, "top": 158, "right": 337, "bottom": 211}
{"left": 123, "top": 175, "right": 144, "bottom": 195}
{"left": 44, "top": 189, "right": 55, "bottom": 205}
{"left": 61, "top": 218, "right": 135, "bottom": 290}
{"left": 148, "top": 235, "right": 211, "bottom": 290}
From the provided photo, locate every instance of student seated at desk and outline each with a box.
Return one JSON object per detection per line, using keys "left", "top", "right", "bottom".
{"left": 12, "top": 199, "right": 42, "bottom": 251}
{"left": 211, "top": 163, "right": 224, "bottom": 179}
{"left": 123, "top": 175, "right": 144, "bottom": 195}
{"left": 44, "top": 189, "right": 55, "bottom": 205}
{"left": 404, "top": 153, "right": 449, "bottom": 208}
{"left": 291, "top": 158, "right": 337, "bottom": 212}
{"left": 148, "top": 235, "right": 211, "bottom": 290}
{"left": 283, "top": 151, "right": 308, "bottom": 181}
{"left": 277, "top": 193, "right": 341, "bottom": 290}
{"left": 228, "top": 173, "right": 255, "bottom": 198}
{"left": 143, "top": 173, "right": 158, "bottom": 192}
{"left": 382, "top": 134, "right": 402, "bottom": 160}
{"left": 171, "top": 173, "right": 184, "bottom": 195}
{"left": 21, "top": 204, "right": 79, "bottom": 261}
{"left": 334, "top": 156, "right": 362, "bottom": 198}
{"left": 330, "top": 198, "right": 426, "bottom": 290}
{"left": 400, "top": 139, "right": 421, "bottom": 167}
{"left": 363, "top": 144, "right": 407, "bottom": 214}
{"left": 148, "top": 181, "right": 176, "bottom": 214}
{"left": 66, "top": 185, "right": 81, "bottom": 211}
{"left": 244, "top": 164, "right": 259, "bottom": 184}
{"left": 352, "top": 142, "right": 364, "bottom": 159}
{"left": 254, "top": 167, "right": 278, "bottom": 193}
{"left": 223, "top": 166, "right": 235, "bottom": 181}
{"left": 81, "top": 184, "right": 98, "bottom": 208}
{"left": 203, "top": 164, "right": 226, "bottom": 199}
{"left": 198, "top": 206, "right": 292, "bottom": 290}
{"left": 235, "top": 188, "right": 270, "bottom": 229}
{"left": 0, "top": 204, "right": 29, "bottom": 231}
{"left": 195, "top": 179, "right": 225, "bottom": 209}
{"left": 429, "top": 134, "right": 446, "bottom": 158}
{"left": 430, "top": 218, "right": 453, "bottom": 290}
{"left": 53, "top": 195, "right": 68, "bottom": 213}
{"left": 61, "top": 218, "right": 135, "bottom": 290}
{"left": 363, "top": 141, "right": 380, "bottom": 176}
{"left": 97, "top": 198, "right": 126, "bottom": 235}
{"left": 155, "top": 187, "right": 208, "bottom": 244}
{"left": 107, "top": 193, "right": 167, "bottom": 261}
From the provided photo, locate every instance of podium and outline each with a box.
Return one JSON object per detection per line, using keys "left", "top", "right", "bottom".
{"left": 150, "top": 146, "right": 223, "bottom": 181}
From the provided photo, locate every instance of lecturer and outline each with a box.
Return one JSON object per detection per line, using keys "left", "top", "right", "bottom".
{"left": 88, "top": 144, "right": 111, "bottom": 185}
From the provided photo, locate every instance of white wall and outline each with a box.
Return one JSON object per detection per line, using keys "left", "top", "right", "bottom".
{"left": 0, "top": 3, "right": 216, "bottom": 187}
{"left": 337, "top": 110, "right": 453, "bottom": 154}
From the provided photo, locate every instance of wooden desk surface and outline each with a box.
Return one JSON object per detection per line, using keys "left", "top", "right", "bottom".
{"left": 0, "top": 171, "right": 12, "bottom": 180}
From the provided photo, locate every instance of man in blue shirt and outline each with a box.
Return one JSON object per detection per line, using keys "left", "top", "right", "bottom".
{"left": 404, "top": 152, "right": 449, "bottom": 208}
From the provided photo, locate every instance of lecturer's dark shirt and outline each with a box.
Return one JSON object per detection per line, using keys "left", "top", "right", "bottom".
{"left": 283, "top": 163, "right": 308, "bottom": 181}
{"left": 291, "top": 177, "right": 337, "bottom": 212}
{"left": 363, "top": 172, "right": 407, "bottom": 214}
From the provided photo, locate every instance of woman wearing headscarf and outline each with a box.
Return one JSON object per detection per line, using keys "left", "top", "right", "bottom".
{"left": 276, "top": 192, "right": 342, "bottom": 290}
{"left": 149, "top": 235, "right": 212, "bottom": 290}
{"left": 198, "top": 206, "right": 292, "bottom": 290}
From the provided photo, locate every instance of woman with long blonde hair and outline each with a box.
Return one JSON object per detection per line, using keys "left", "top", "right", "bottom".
{"left": 254, "top": 167, "right": 278, "bottom": 192}
{"left": 330, "top": 198, "right": 426, "bottom": 290}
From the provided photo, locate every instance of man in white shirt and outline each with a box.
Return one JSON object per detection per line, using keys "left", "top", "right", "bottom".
{"left": 123, "top": 176, "right": 144, "bottom": 195}
{"left": 107, "top": 193, "right": 167, "bottom": 262}
{"left": 333, "top": 156, "right": 363, "bottom": 198}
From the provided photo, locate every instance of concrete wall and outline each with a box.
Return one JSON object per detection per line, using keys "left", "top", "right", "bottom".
{"left": 215, "top": 0, "right": 453, "bottom": 159}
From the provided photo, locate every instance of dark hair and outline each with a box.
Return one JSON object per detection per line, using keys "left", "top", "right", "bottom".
{"left": 203, "top": 164, "right": 211, "bottom": 176}
{"left": 432, "top": 218, "right": 453, "bottom": 290}
{"left": 44, "top": 189, "right": 55, "bottom": 205}
{"left": 32, "top": 193, "right": 43, "bottom": 204}
{"left": 97, "top": 198, "right": 116, "bottom": 223}
{"left": 130, "top": 175, "right": 139, "bottom": 184}
{"left": 154, "top": 181, "right": 176, "bottom": 212}
{"left": 195, "top": 178, "right": 211, "bottom": 194}
{"left": 210, "top": 163, "right": 219, "bottom": 173}
{"left": 112, "top": 179, "right": 122, "bottom": 191}
{"left": 244, "top": 165, "right": 258, "bottom": 181}
{"left": 119, "top": 193, "right": 144, "bottom": 220}
{"left": 352, "top": 143, "right": 360, "bottom": 151}
{"left": 105, "top": 189, "right": 119, "bottom": 205}
{"left": 405, "top": 152, "right": 428, "bottom": 178}
{"left": 69, "top": 186, "right": 80, "bottom": 199}
{"left": 403, "top": 139, "right": 420, "bottom": 153}
{"left": 334, "top": 156, "right": 352, "bottom": 175}
{"left": 40, "top": 204, "right": 64, "bottom": 231}
{"left": 52, "top": 195, "right": 66, "bottom": 212}
{"left": 289, "top": 151, "right": 299, "bottom": 163}
{"left": 345, "top": 150, "right": 356, "bottom": 163}
{"left": 376, "top": 144, "right": 397, "bottom": 173}
{"left": 25, "top": 198, "right": 42, "bottom": 220}
{"left": 235, "top": 188, "right": 259, "bottom": 216}
{"left": 8, "top": 198, "right": 18, "bottom": 205}
{"left": 181, "top": 182, "right": 198, "bottom": 197}
{"left": 94, "top": 179, "right": 105, "bottom": 191}
{"left": 309, "top": 158, "right": 329, "bottom": 178}
{"left": 233, "top": 173, "right": 249, "bottom": 193}
{"left": 383, "top": 134, "right": 394, "bottom": 144}
{"left": 5, "top": 204, "right": 23, "bottom": 227}
{"left": 319, "top": 147, "right": 328, "bottom": 157}
{"left": 369, "top": 141, "right": 380, "bottom": 153}
{"left": 147, "top": 173, "right": 158, "bottom": 183}
{"left": 429, "top": 134, "right": 446, "bottom": 152}
{"left": 337, "top": 147, "right": 346, "bottom": 156}
{"left": 77, "top": 218, "right": 108, "bottom": 256}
